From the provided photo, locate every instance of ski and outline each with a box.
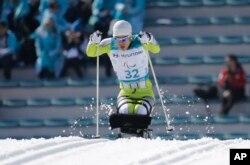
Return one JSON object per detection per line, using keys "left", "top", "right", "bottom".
{"left": 109, "top": 113, "right": 152, "bottom": 139}
{"left": 117, "top": 128, "right": 153, "bottom": 139}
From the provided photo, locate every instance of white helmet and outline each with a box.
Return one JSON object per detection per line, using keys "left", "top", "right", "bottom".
{"left": 113, "top": 20, "right": 132, "bottom": 37}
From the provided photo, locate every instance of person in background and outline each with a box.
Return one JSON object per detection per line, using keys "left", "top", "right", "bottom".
{"left": 41, "top": 0, "right": 70, "bottom": 33}
{"left": 39, "top": 0, "right": 69, "bottom": 19}
{"left": 60, "top": 29, "right": 84, "bottom": 78}
{"left": 16, "top": 0, "right": 41, "bottom": 66}
{"left": 34, "top": 15, "right": 63, "bottom": 79}
{"left": 89, "top": 0, "right": 115, "bottom": 29}
{"left": 113, "top": 0, "right": 145, "bottom": 34}
{"left": 26, "top": 0, "right": 40, "bottom": 33}
{"left": 217, "top": 54, "right": 246, "bottom": 116}
{"left": 65, "top": 0, "right": 92, "bottom": 25}
{"left": 194, "top": 54, "right": 246, "bottom": 116}
{"left": 89, "top": 0, "right": 115, "bottom": 77}
{"left": 1, "top": 0, "right": 30, "bottom": 39}
{"left": 0, "top": 20, "right": 18, "bottom": 80}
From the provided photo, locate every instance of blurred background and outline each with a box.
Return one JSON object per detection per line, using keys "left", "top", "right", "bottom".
{"left": 0, "top": 0, "right": 249, "bottom": 140}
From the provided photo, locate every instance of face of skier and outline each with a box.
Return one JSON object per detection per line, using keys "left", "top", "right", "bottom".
{"left": 114, "top": 35, "right": 131, "bottom": 51}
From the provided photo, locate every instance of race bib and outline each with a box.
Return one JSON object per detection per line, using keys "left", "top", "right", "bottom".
{"left": 110, "top": 46, "right": 149, "bottom": 83}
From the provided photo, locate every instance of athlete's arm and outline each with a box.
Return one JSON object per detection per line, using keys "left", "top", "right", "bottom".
{"left": 86, "top": 38, "right": 111, "bottom": 57}
{"left": 139, "top": 32, "right": 160, "bottom": 54}
{"left": 145, "top": 41, "right": 160, "bottom": 54}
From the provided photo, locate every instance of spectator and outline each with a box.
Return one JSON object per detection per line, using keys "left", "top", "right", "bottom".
{"left": 41, "top": 0, "right": 70, "bottom": 33}
{"left": 16, "top": 0, "right": 41, "bottom": 66}
{"left": 39, "top": 0, "right": 69, "bottom": 18}
{"left": 217, "top": 54, "right": 246, "bottom": 116}
{"left": 68, "top": 0, "right": 92, "bottom": 34}
{"left": 34, "top": 15, "right": 63, "bottom": 80}
{"left": 89, "top": 0, "right": 115, "bottom": 77}
{"left": 65, "top": 0, "right": 92, "bottom": 24}
{"left": 26, "top": 0, "right": 40, "bottom": 33}
{"left": 60, "top": 29, "right": 84, "bottom": 78}
{"left": 1, "top": 0, "right": 30, "bottom": 39}
{"left": 194, "top": 54, "right": 246, "bottom": 116}
{"left": 0, "top": 20, "right": 18, "bottom": 80}
{"left": 113, "top": 0, "right": 145, "bottom": 34}
{"left": 90, "top": 0, "right": 115, "bottom": 37}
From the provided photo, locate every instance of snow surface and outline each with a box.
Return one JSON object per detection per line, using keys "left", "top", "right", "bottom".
{"left": 0, "top": 137, "right": 250, "bottom": 165}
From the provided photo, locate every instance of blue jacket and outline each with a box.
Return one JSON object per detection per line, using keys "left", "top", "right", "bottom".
{"left": 89, "top": 0, "right": 116, "bottom": 25}
{"left": 0, "top": 30, "right": 18, "bottom": 56}
{"left": 39, "top": 0, "right": 69, "bottom": 17}
{"left": 114, "top": 0, "right": 145, "bottom": 33}
{"left": 1, "top": 0, "right": 30, "bottom": 22}
{"left": 34, "top": 21, "right": 63, "bottom": 77}
{"left": 42, "top": 9, "right": 69, "bottom": 32}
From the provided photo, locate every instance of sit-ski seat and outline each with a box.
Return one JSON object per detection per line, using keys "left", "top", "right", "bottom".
{"left": 109, "top": 113, "right": 152, "bottom": 136}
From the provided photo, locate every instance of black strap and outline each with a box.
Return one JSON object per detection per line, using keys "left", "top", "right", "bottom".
{"left": 117, "top": 97, "right": 152, "bottom": 115}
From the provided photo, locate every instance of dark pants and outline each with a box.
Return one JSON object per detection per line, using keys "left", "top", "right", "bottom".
{"left": 38, "top": 69, "right": 55, "bottom": 80}
{"left": 193, "top": 86, "right": 218, "bottom": 100}
{"left": 60, "top": 58, "right": 83, "bottom": 78}
{"left": 0, "top": 55, "right": 13, "bottom": 80}
{"left": 17, "top": 38, "right": 36, "bottom": 65}
{"left": 220, "top": 88, "right": 245, "bottom": 115}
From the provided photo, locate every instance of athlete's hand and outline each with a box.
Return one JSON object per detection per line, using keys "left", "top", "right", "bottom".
{"left": 89, "top": 30, "right": 102, "bottom": 44}
{"left": 138, "top": 31, "right": 152, "bottom": 44}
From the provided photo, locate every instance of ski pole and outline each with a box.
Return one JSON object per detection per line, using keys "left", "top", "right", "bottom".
{"left": 146, "top": 47, "right": 174, "bottom": 132}
{"left": 95, "top": 46, "right": 100, "bottom": 138}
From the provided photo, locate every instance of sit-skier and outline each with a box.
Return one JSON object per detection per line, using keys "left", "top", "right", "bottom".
{"left": 86, "top": 20, "right": 160, "bottom": 136}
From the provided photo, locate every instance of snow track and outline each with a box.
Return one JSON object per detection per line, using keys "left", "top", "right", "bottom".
{"left": 142, "top": 139, "right": 221, "bottom": 165}
{"left": 1, "top": 137, "right": 108, "bottom": 165}
{"left": 0, "top": 137, "right": 249, "bottom": 165}
{"left": 135, "top": 139, "right": 211, "bottom": 165}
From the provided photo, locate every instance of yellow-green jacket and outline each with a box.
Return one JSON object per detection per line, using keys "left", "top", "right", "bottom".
{"left": 86, "top": 35, "right": 160, "bottom": 99}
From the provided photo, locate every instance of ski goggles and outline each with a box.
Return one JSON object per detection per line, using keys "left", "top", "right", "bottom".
{"left": 114, "top": 36, "right": 129, "bottom": 43}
